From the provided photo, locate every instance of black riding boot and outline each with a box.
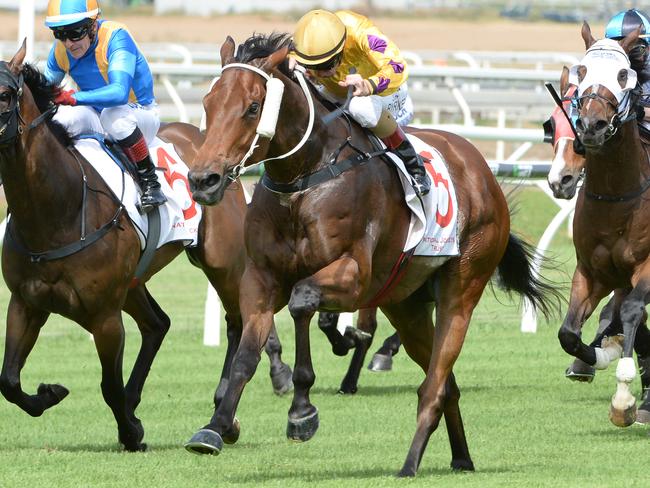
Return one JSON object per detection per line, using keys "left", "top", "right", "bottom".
{"left": 119, "top": 128, "right": 167, "bottom": 213}
{"left": 382, "top": 128, "right": 430, "bottom": 196}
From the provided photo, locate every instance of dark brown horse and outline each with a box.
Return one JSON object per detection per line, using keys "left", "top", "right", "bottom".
{"left": 184, "top": 33, "right": 559, "bottom": 476}
{"left": 556, "top": 23, "right": 650, "bottom": 426}
{"left": 544, "top": 68, "right": 650, "bottom": 419}
{"left": 0, "top": 43, "right": 292, "bottom": 451}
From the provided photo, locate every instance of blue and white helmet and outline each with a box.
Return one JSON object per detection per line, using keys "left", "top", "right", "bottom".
{"left": 45, "top": 0, "right": 100, "bottom": 29}
{"left": 605, "top": 9, "right": 650, "bottom": 44}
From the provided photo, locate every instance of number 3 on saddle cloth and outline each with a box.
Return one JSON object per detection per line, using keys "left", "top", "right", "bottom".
{"left": 363, "top": 135, "right": 459, "bottom": 308}
{"left": 72, "top": 135, "right": 202, "bottom": 250}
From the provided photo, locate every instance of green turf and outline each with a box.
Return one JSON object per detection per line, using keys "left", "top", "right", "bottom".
{"left": 0, "top": 184, "right": 644, "bottom": 487}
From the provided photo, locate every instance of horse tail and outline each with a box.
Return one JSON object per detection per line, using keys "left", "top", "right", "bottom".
{"left": 496, "top": 233, "right": 563, "bottom": 320}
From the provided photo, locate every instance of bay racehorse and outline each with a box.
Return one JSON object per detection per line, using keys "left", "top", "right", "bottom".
{"left": 0, "top": 42, "right": 292, "bottom": 451}
{"left": 557, "top": 23, "right": 650, "bottom": 426}
{"left": 185, "top": 33, "right": 560, "bottom": 476}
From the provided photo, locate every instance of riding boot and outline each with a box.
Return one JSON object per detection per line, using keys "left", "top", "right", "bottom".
{"left": 381, "top": 127, "right": 430, "bottom": 197}
{"left": 118, "top": 128, "right": 167, "bottom": 213}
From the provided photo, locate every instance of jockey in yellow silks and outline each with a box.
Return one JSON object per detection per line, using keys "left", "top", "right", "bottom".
{"left": 292, "top": 10, "right": 430, "bottom": 196}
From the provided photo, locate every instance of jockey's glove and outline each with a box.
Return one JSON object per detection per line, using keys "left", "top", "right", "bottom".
{"left": 54, "top": 89, "right": 77, "bottom": 106}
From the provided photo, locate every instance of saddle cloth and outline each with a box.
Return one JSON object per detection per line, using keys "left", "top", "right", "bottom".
{"left": 73, "top": 136, "right": 202, "bottom": 250}
{"left": 388, "top": 134, "right": 459, "bottom": 257}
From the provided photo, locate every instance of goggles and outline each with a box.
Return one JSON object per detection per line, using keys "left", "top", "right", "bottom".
{"left": 308, "top": 53, "right": 342, "bottom": 72}
{"left": 52, "top": 22, "right": 92, "bottom": 42}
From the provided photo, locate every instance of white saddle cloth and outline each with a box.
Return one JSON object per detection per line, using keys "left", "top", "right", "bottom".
{"left": 388, "top": 134, "right": 459, "bottom": 257}
{"left": 73, "top": 136, "right": 202, "bottom": 250}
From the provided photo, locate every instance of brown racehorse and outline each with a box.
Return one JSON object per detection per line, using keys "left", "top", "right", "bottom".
{"left": 556, "top": 23, "right": 650, "bottom": 426}
{"left": 544, "top": 70, "right": 650, "bottom": 420}
{"left": 185, "top": 33, "right": 559, "bottom": 477}
{"left": 0, "top": 43, "right": 292, "bottom": 451}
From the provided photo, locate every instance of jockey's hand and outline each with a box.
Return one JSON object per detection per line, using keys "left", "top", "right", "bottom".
{"left": 54, "top": 89, "right": 77, "bottom": 106}
{"left": 338, "top": 74, "right": 373, "bottom": 97}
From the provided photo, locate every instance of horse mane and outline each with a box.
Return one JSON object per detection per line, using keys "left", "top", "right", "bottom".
{"left": 235, "top": 32, "right": 292, "bottom": 77}
{"left": 21, "top": 63, "right": 72, "bottom": 147}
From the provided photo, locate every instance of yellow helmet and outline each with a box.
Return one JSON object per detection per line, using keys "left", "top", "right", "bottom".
{"left": 292, "top": 10, "right": 346, "bottom": 66}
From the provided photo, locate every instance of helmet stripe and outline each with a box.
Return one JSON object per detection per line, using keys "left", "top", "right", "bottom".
{"left": 45, "top": 7, "right": 99, "bottom": 24}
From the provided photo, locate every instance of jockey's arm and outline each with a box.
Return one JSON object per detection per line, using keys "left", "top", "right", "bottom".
{"left": 74, "top": 30, "right": 138, "bottom": 108}
{"left": 44, "top": 46, "right": 65, "bottom": 85}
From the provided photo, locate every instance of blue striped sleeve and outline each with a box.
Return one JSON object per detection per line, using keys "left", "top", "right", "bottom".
{"left": 43, "top": 45, "right": 65, "bottom": 85}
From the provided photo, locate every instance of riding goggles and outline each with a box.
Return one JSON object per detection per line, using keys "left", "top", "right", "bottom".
{"left": 309, "top": 53, "right": 343, "bottom": 73}
{"left": 52, "top": 22, "right": 92, "bottom": 42}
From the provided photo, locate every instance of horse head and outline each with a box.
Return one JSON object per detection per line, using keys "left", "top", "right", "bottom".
{"left": 189, "top": 34, "right": 303, "bottom": 205}
{"left": 0, "top": 41, "right": 27, "bottom": 149}
{"left": 546, "top": 66, "right": 585, "bottom": 199}
{"left": 571, "top": 22, "right": 641, "bottom": 151}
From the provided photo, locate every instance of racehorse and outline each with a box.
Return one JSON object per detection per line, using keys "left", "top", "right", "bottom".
{"left": 185, "top": 33, "right": 559, "bottom": 476}
{"left": 0, "top": 42, "right": 292, "bottom": 451}
{"left": 556, "top": 22, "right": 650, "bottom": 426}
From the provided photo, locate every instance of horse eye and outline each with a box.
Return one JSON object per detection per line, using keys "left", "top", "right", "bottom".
{"left": 247, "top": 102, "right": 260, "bottom": 116}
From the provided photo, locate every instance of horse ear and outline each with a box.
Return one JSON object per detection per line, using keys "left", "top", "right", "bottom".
{"left": 262, "top": 46, "right": 290, "bottom": 72}
{"left": 8, "top": 38, "right": 27, "bottom": 74}
{"left": 560, "top": 66, "right": 570, "bottom": 95}
{"left": 620, "top": 26, "right": 642, "bottom": 53}
{"left": 581, "top": 21, "right": 596, "bottom": 49}
{"left": 220, "top": 36, "right": 236, "bottom": 67}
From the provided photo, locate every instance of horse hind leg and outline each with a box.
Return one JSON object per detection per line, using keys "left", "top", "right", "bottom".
{"left": 339, "top": 308, "right": 378, "bottom": 394}
{"left": 0, "top": 295, "right": 68, "bottom": 417}
{"left": 122, "top": 286, "right": 171, "bottom": 413}
{"left": 367, "top": 332, "right": 401, "bottom": 372}
{"left": 444, "top": 372, "right": 474, "bottom": 471}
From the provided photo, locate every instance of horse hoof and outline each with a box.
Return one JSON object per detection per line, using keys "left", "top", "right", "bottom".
{"left": 124, "top": 442, "right": 147, "bottom": 452}
{"left": 338, "top": 384, "right": 358, "bottom": 395}
{"left": 287, "top": 409, "right": 319, "bottom": 442}
{"left": 451, "top": 458, "right": 475, "bottom": 471}
{"left": 222, "top": 417, "right": 241, "bottom": 445}
{"left": 636, "top": 408, "right": 650, "bottom": 425}
{"left": 37, "top": 383, "right": 70, "bottom": 406}
{"left": 368, "top": 353, "right": 393, "bottom": 372}
{"left": 609, "top": 403, "right": 637, "bottom": 428}
{"left": 564, "top": 361, "right": 595, "bottom": 383}
{"left": 271, "top": 363, "right": 294, "bottom": 396}
{"left": 185, "top": 429, "right": 224, "bottom": 455}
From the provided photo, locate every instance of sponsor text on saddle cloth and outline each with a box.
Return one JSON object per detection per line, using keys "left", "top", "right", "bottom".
{"left": 390, "top": 134, "right": 459, "bottom": 256}
{"left": 73, "top": 136, "right": 201, "bottom": 249}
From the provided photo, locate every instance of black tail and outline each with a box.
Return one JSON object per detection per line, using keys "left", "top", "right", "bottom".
{"left": 496, "top": 233, "right": 564, "bottom": 320}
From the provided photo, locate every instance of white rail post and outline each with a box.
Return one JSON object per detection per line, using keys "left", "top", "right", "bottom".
{"left": 18, "top": 0, "right": 35, "bottom": 62}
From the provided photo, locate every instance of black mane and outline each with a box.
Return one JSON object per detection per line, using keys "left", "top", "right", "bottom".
{"left": 22, "top": 63, "right": 72, "bottom": 147}
{"left": 235, "top": 32, "right": 292, "bottom": 76}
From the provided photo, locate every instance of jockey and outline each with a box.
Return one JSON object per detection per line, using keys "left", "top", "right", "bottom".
{"left": 291, "top": 9, "right": 430, "bottom": 197}
{"left": 605, "top": 8, "right": 650, "bottom": 133}
{"left": 43, "top": 0, "right": 166, "bottom": 212}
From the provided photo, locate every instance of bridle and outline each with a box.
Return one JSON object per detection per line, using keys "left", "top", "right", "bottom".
{"left": 217, "top": 63, "right": 315, "bottom": 182}
{"left": 0, "top": 61, "right": 57, "bottom": 148}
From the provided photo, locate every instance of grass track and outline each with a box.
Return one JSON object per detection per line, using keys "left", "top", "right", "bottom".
{"left": 0, "top": 184, "right": 646, "bottom": 487}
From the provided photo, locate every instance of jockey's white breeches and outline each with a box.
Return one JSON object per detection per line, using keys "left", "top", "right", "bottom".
{"left": 347, "top": 83, "right": 414, "bottom": 128}
{"left": 53, "top": 103, "right": 160, "bottom": 144}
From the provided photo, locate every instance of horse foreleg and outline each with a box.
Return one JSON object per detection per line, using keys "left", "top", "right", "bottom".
{"left": 0, "top": 294, "right": 66, "bottom": 416}
{"left": 610, "top": 280, "right": 650, "bottom": 427}
{"left": 92, "top": 313, "right": 145, "bottom": 452}
{"left": 265, "top": 322, "right": 293, "bottom": 396}
{"left": 122, "top": 286, "right": 171, "bottom": 413}
{"left": 286, "top": 257, "right": 364, "bottom": 439}
{"left": 185, "top": 265, "right": 278, "bottom": 455}
{"left": 339, "top": 308, "right": 377, "bottom": 394}
{"left": 558, "top": 265, "right": 611, "bottom": 367}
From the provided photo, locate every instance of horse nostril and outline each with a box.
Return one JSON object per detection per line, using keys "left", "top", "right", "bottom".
{"left": 561, "top": 175, "right": 574, "bottom": 186}
{"left": 575, "top": 119, "right": 585, "bottom": 133}
{"left": 594, "top": 120, "right": 608, "bottom": 133}
{"left": 205, "top": 173, "right": 221, "bottom": 188}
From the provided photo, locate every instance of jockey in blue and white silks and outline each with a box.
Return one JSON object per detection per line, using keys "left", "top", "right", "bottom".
{"left": 44, "top": 0, "right": 165, "bottom": 212}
